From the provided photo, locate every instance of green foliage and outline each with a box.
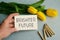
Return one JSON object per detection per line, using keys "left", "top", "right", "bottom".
{"left": 0, "top": 0, "right": 45, "bottom": 15}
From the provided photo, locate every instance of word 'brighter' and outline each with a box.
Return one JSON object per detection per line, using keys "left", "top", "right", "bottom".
{"left": 16, "top": 17, "right": 36, "bottom": 22}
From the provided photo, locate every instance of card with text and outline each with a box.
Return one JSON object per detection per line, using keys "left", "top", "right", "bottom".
{"left": 14, "top": 15, "right": 38, "bottom": 31}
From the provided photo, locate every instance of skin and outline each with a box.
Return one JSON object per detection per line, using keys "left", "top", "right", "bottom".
{"left": 0, "top": 13, "right": 19, "bottom": 40}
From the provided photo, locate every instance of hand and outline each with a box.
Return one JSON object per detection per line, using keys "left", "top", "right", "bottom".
{"left": 0, "top": 13, "right": 19, "bottom": 40}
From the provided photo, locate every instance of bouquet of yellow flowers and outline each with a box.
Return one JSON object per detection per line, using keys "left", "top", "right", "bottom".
{"left": 0, "top": 0, "right": 58, "bottom": 21}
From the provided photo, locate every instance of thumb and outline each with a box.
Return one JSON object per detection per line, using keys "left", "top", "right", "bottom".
{"left": 4, "top": 13, "right": 19, "bottom": 24}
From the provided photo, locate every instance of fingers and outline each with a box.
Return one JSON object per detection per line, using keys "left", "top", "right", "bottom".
{"left": 9, "top": 19, "right": 14, "bottom": 24}
{"left": 10, "top": 28, "right": 16, "bottom": 33}
{"left": 4, "top": 13, "right": 19, "bottom": 23}
{"left": 9, "top": 24, "right": 14, "bottom": 28}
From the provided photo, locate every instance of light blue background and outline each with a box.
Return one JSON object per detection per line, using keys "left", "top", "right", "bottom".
{"left": 0, "top": 0, "right": 60, "bottom": 40}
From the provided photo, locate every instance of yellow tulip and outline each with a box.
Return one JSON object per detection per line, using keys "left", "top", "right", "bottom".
{"left": 46, "top": 8, "right": 58, "bottom": 17}
{"left": 27, "top": 6, "right": 38, "bottom": 14}
{"left": 36, "top": 11, "right": 46, "bottom": 21}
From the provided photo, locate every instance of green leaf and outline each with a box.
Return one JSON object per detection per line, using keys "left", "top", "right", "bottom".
{"left": 30, "top": 0, "right": 44, "bottom": 7}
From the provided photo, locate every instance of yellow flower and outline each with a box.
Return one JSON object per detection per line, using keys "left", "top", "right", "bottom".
{"left": 36, "top": 11, "right": 46, "bottom": 21}
{"left": 27, "top": 6, "right": 38, "bottom": 14}
{"left": 46, "top": 8, "right": 58, "bottom": 17}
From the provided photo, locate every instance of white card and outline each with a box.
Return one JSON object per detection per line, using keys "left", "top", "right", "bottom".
{"left": 14, "top": 15, "right": 38, "bottom": 31}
